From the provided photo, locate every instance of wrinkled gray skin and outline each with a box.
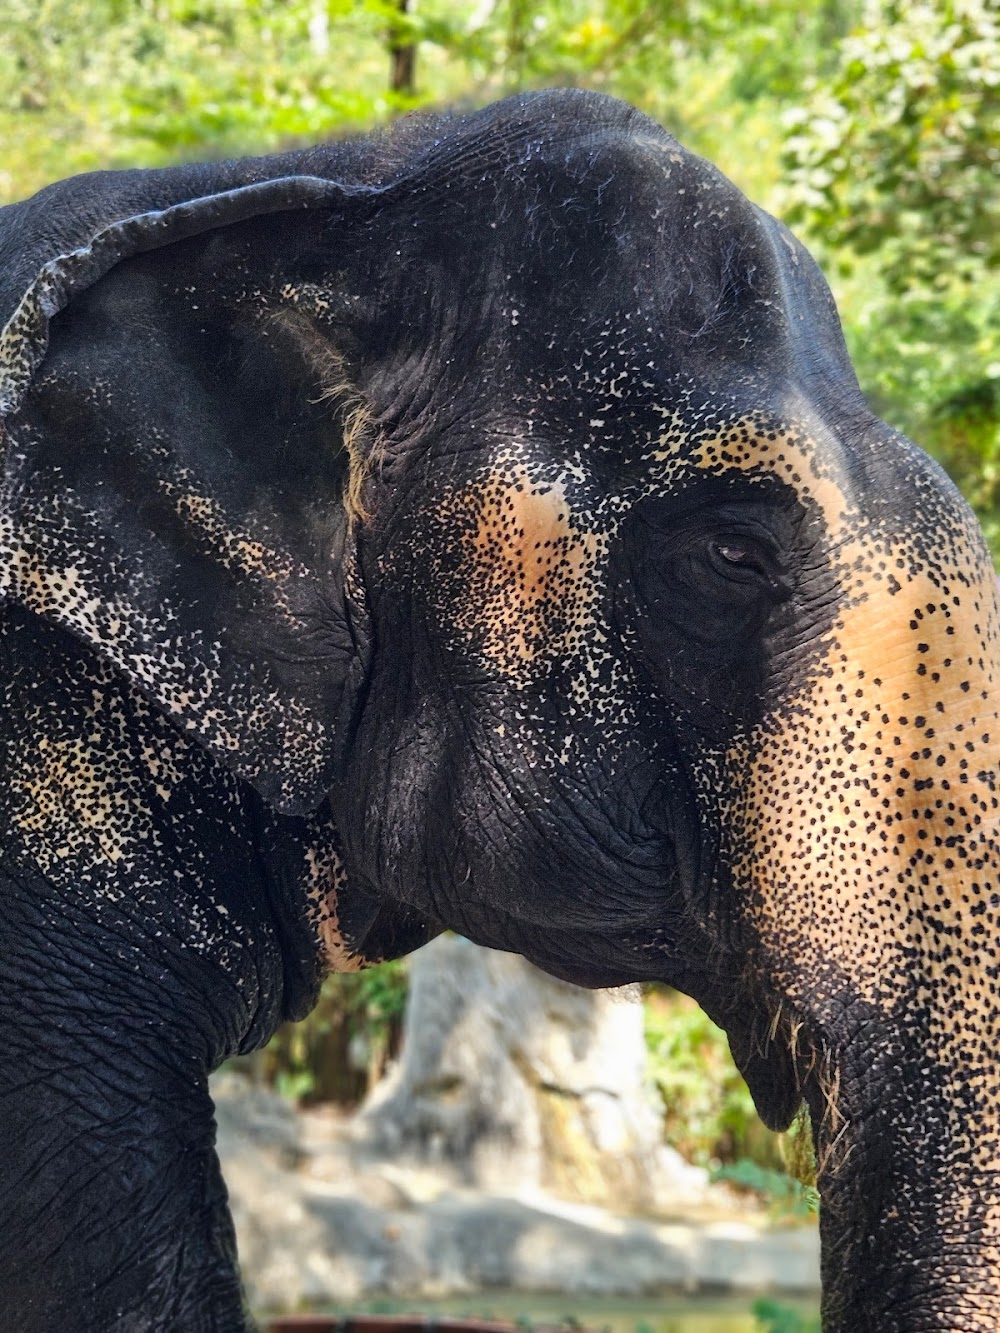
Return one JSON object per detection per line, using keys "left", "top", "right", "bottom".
{"left": 0, "top": 90, "right": 998, "bottom": 1332}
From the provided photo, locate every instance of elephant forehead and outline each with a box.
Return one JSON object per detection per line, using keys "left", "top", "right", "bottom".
{"left": 430, "top": 464, "right": 609, "bottom": 684}
{"left": 683, "top": 412, "right": 850, "bottom": 526}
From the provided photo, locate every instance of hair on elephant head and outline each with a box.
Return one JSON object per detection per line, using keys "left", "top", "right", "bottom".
{"left": 1, "top": 88, "right": 998, "bottom": 1331}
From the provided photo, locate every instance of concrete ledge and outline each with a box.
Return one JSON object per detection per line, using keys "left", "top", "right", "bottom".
{"left": 214, "top": 1077, "right": 819, "bottom": 1313}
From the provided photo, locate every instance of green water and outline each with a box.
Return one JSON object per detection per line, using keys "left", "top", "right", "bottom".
{"left": 301, "top": 1292, "right": 820, "bottom": 1333}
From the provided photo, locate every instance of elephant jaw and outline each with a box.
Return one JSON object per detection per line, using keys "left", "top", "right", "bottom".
{"left": 306, "top": 826, "right": 443, "bottom": 972}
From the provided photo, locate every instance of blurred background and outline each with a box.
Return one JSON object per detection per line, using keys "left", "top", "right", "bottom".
{"left": 2, "top": 3, "right": 996, "bottom": 1332}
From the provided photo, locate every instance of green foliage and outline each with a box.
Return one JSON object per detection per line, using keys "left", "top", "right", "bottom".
{"left": 782, "top": 0, "right": 1000, "bottom": 556}
{"left": 354, "top": 954, "right": 410, "bottom": 1042}
{"left": 783, "top": 0, "right": 999, "bottom": 294}
{"left": 643, "top": 992, "right": 787, "bottom": 1182}
{"left": 840, "top": 273, "right": 1000, "bottom": 551}
{"left": 644, "top": 989, "right": 818, "bottom": 1213}
{"left": 231, "top": 958, "right": 409, "bottom": 1105}
{"left": 0, "top": 0, "right": 409, "bottom": 202}
{"left": 752, "top": 1298, "right": 821, "bottom": 1333}
{"left": 711, "top": 1160, "right": 819, "bottom": 1219}
{"left": 645, "top": 989, "right": 767, "bottom": 1169}
{"left": 0, "top": 0, "right": 858, "bottom": 204}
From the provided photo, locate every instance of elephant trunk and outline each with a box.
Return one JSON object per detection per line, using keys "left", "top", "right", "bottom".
{"left": 806, "top": 1036, "right": 1000, "bottom": 1332}
{"left": 733, "top": 451, "right": 1000, "bottom": 1326}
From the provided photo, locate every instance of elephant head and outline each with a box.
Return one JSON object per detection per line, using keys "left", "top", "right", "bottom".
{"left": 0, "top": 90, "right": 997, "bottom": 1331}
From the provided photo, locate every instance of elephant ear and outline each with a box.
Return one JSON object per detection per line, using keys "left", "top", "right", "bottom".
{"left": 0, "top": 172, "right": 382, "bottom": 814}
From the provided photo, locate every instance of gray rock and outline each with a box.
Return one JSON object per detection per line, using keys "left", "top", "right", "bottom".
{"left": 211, "top": 1076, "right": 819, "bottom": 1311}
{"left": 352, "top": 936, "right": 706, "bottom": 1211}
{"left": 210, "top": 937, "right": 820, "bottom": 1314}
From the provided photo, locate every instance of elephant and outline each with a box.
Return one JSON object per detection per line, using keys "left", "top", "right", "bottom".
{"left": 0, "top": 86, "right": 997, "bottom": 1331}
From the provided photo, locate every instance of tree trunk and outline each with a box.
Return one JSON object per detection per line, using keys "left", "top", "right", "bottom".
{"left": 353, "top": 934, "right": 706, "bottom": 1212}
{"left": 388, "top": 0, "right": 416, "bottom": 96}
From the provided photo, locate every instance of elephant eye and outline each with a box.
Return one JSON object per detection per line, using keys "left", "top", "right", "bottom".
{"left": 706, "top": 535, "right": 786, "bottom": 596}
{"left": 715, "top": 541, "right": 748, "bottom": 564}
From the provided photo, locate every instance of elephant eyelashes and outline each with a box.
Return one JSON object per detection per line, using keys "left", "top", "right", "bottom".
{"left": 714, "top": 541, "right": 749, "bottom": 564}
{"left": 706, "top": 535, "right": 787, "bottom": 599}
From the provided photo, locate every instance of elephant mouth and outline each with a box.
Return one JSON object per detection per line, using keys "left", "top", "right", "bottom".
{"left": 331, "top": 876, "right": 443, "bottom": 967}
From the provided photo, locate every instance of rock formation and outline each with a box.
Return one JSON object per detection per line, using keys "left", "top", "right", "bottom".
{"left": 351, "top": 934, "right": 705, "bottom": 1210}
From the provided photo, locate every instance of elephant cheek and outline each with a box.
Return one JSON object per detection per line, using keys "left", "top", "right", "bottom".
{"left": 737, "top": 526, "right": 1000, "bottom": 1157}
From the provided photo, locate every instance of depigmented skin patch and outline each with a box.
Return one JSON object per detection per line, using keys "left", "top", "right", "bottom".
{"left": 301, "top": 828, "right": 366, "bottom": 973}
{"left": 744, "top": 550, "right": 1000, "bottom": 1025}
{"left": 445, "top": 464, "right": 605, "bottom": 683}
{"left": 691, "top": 413, "right": 851, "bottom": 533}
{"left": 0, "top": 494, "right": 327, "bottom": 783}
{"left": 162, "top": 481, "right": 294, "bottom": 583}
